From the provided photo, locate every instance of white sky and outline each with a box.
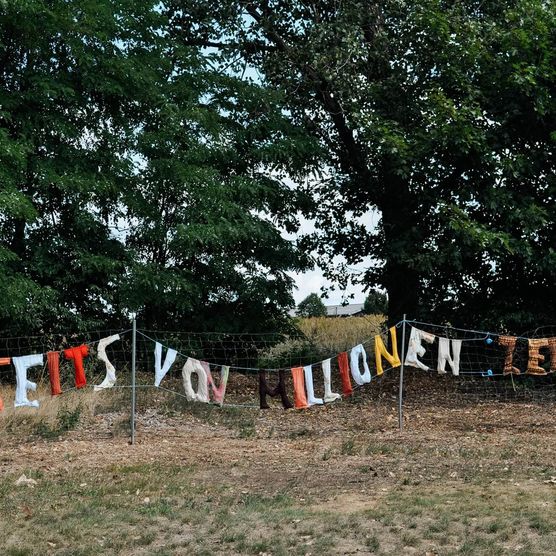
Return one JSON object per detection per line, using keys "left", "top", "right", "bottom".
{"left": 284, "top": 213, "right": 376, "bottom": 306}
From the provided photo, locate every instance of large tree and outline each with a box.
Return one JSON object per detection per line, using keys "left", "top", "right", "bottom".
{"left": 0, "top": 1, "right": 315, "bottom": 334}
{"left": 174, "top": 0, "right": 556, "bottom": 331}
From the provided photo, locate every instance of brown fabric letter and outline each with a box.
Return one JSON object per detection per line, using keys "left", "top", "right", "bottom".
{"left": 526, "top": 339, "right": 549, "bottom": 375}
{"left": 259, "top": 370, "right": 293, "bottom": 410}
{"left": 498, "top": 336, "right": 520, "bottom": 375}
{"left": 548, "top": 338, "right": 556, "bottom": 373}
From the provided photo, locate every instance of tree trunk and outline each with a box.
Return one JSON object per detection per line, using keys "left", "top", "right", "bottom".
{"left": 378, "top": 172, "right": 421, "bottom": 327}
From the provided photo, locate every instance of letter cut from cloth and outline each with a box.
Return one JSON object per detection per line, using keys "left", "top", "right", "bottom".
{"left": 549, "top": 338, "right": 556, "bottom": 373}
{"left": 322, "top": 359, "right": 341, "bottom": 403}
{"left": 437, "top": 337, "right": 463, "bottom": 376}
{"left": 0, "top": 357, "right": 9, "bottom": 411}
{"left": 47, "top": 351, "right": 62, "bottom": 396}
{"left": 205, "top": 364, "right": 229, "bottom": 405}
{"left": 64, "top": 345, "right": 89, "bottom": 388}
{"left": 404, "top": 327, "right": 435, "bottom": 371}
{"left": 350, "top": 344, "right": 371, "bottom": 385}
{"left": 154, "top": 342, "right": 177, "bottom": 387}
{"left": 303, "top": 365, "right": 323, "bottom": 406}
{"left": 337, "top": 352, "right": 353, "bottom": 396}
{"left": 259, "top": 370, "right": 293, "bottom": 409}
{"left": 498, "top": 336, "right": 520, "bottom": 375}
{"left": 526, "top": 339, "right": 549, "bottom": 375}
{"left": 94, "top": 334, "right": 120, "bottom": 391}
{"left": 182, "top": 358, "right": 210, "bottom": 402}
{"left": 291, "top": 367, "right": 309, "bottom": 409}
{"left": 13, "top": 354, "right": 43, "bottom": 408}
{"left": 375, "top": 326, "right": 402, "bottom": 375}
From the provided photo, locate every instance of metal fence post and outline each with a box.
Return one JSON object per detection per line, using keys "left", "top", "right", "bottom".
{"left": 131, "top": 317, "right": 137, "bottom": 445}
{"left": 398, "top": 314, "right": 407, "bottom": 431}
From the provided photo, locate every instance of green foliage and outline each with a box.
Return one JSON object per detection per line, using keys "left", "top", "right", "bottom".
{"left": 296, "top": 293, "right": 327, "bottom": 318}
{"left": 363, "top": 290, "right": 388, "bottom": 315}
{"left": 258, "top": 337, "right": 325, "bottom": 370}
{"left": 0, "top": 1, "right": 316, "bottom": 334}
{"left": 34, "top": 403, "right": 82, "bottom": 439}
{"left": 186, "top": 0, "right": 556, "bottom": 331}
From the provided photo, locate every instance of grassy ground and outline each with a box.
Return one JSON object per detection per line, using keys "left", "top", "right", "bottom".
{"left": 1, "top": 374, "right": 555, "bottom": 555}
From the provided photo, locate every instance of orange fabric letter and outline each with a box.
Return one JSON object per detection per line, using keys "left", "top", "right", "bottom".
{"left": 291, "top": 367, "right": 309, "bottom": 409}
{"left": 498, "top": 336, "right": 520, "bottom": 375}
{"left": 526, "top": 339, "right": 549, "bottom": 375}
{"left": 63, "top": 345, "right": 89, "bottom": 388}
{"left": 338, "top": 352, "right": 353, "bottom": 397}
{"left": 0, "top": 357, "right": 9, "bottom": 411}
{"left": 47, "top": 351, "right": 62, "bottom": 396}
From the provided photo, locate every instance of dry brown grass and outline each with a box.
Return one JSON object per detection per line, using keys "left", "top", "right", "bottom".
{"left": 259, "top": 315, "right": 386, "bottom": 369}
{"left": 0, "top": 386, "right": 125, "bottom": 439}
{"left": 297, "top": 314, "right": 386, "bottom": 352}
{"left": 0, "top": 397, "right": 555, "bottom": 555}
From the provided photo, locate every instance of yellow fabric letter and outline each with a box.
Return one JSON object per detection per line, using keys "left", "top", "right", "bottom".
{"left": 374, "top": 327, "right": 401, "bottom": 376}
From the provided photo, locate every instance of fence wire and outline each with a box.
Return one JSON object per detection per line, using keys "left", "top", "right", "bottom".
{"left": 0, "top": 320, "right": 555, "bottom": 442}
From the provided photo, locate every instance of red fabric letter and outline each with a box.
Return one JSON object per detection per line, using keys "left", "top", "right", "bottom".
{"left": 63, "top": 345, "right": 89, "bottom": 389}
{"left": 338, "top": 352, "right": 353, "bottom": 397}
{"left": 47, "top": 351, "right": 62, "bottom": 395}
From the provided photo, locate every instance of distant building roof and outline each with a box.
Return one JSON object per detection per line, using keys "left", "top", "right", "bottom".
{"left": 289, "top": 302, "right": 365, "bottom": 317}
{"left": 325, "top": 303, "right": 364, "bottom": 317}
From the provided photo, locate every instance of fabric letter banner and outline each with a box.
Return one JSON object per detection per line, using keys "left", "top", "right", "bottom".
{"left": 154, "top": 342, "right": 178, "bottom": 387}
{"left": 549, "top": 338, "right": 556, "bottom": 373}
{"left": 259, "top": 370, "right": 293, "bottom": 409}
{"left": 182, "top": 358, "right": 210, "bottom": 402}
{"left": 498, "top": 336, "right": 520, "bottom": 375}
{"left": 350, "top": 344, "right": 371, "bottom": 385}
{"left": 94, "top": 334, "right": 120, "bottom": 391}
{"left": 375, "top": 326, "right": 402, "bottom": 375}
{"left": 0, "top": 357, "right": 9, "bottom": 411}
{"left": 206, "top": 365, "right": 229, "bottom": 405}
{"left": 291, "top": 367, "right": 309, "bottom": 409}
{"left": 47, "top": 351, "right": 62, "bottom": 396}
{"left": 526, "top": 339, "right": 549, "bottom": 375}
{"left": 63, "top": 345, "right": 89, "bottom": 388}
{"left": 303, "top": 365, "right": 323, "bottom": 406}
{"left": 437, "top": 338, "right": 463, "bottom": 376}
{"left": 337, "top": 352, "right": 353, "bottom": 396}
{"left": 13, "top": 354, "right": 43, "bottom": 408}
{"left": 322, "top": 359, "right": 341, "bottom": 403}
{"left": 404, "top": 327, "right": 435, "bottom": 371}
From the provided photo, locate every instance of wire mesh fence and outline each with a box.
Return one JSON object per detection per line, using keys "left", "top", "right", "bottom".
{"left": 0, "top": 318, "right": 555, "bottom": 443}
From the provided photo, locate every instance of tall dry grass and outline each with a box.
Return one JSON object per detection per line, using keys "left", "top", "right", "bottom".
{"left": 296, "top": 315, "right": 386, "bottom": 353}
{"left": 259, "top": 314, "right": 386, "bottom": 368}
{"left": 0, "top": 385, "right": 126, "bottom": 439}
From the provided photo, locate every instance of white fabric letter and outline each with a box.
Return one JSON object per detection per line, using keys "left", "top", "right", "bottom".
{"left": 350, "top": 344, "right": 371, "bottom": 385}
{"left": 182, "top": 358, "right": 209, "bottom": 402}
{"left": 154, "top": 342, "right": 178, "bottom": 387}
{"left": 405, "top": 327, "right": 435, "bottom": 370}
{"left": 13, "top": 354, "right": 43, "bottom": 408}
{"left": 437, "top": 337, "right": 462, "bottom": 376}
{"left": 303, "top": 365, "right": 323, "bottom": 406}
{"left": 322, "top": 359, "right": 341, "bottom": 403}
{"left": 94, "top": 334, "right": 120, "bottom": 391}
